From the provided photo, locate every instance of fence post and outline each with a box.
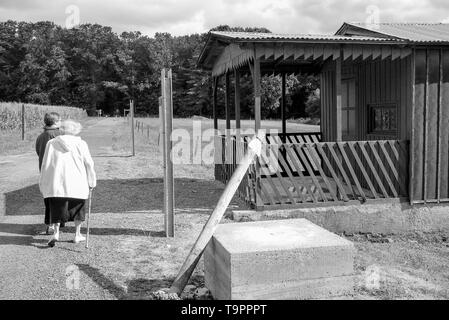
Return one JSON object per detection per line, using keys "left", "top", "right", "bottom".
{"left": 161, "top": 68, "right": 174, "bottom": 238}
{"left": 21, "top": 104, "right": 25, "bottom": 140}
{"left": 130, "top": 100, "right": 135, "bottom": 156}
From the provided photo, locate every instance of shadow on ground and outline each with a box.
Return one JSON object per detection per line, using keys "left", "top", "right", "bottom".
{"left": 0, "top": 223, "right": 166, "bottom": 238}
{"left": 77, "top": 264, "right": 205, "bottom": 300}
{"left": 4, "top": 178, "right": 242, "bottom": 216}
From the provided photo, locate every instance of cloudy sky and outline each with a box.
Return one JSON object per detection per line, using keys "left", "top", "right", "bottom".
{"left": 1, "top": 0, "right": 449, "bottom": 36}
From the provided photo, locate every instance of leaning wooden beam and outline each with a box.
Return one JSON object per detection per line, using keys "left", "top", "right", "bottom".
{"left": 169, "top": 133, "right": 264, "bottom": 296}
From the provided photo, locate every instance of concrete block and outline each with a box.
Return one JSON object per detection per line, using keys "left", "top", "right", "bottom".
{"left": 204, "top": 218, "right": 355, "bottom": 300}
{"left": 232, "top": 201, "right": 449, "bottom": 235}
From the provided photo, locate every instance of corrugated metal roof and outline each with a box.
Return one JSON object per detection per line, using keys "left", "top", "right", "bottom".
{"left": 344, "top": 22, "right": 449, "bottom": 43}
{"left": 210, "top": 31, "right": 401, "bottom": 42}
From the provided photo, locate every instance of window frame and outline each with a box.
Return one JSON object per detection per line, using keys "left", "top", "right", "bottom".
{"left": 367, "top": 103, "right": 398, "bottom": 136}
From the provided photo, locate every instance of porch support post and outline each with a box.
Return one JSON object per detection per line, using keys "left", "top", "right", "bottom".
{"left": 253, "top": 57, "right": 262, "bottom": 132}
{"left": 225, "top": 72, "right": 231, "bottom": 168}
{"left": 213, "top": 76, "right": 220, "bottom": 181}
{"left": 234, "top": 69, "right": 241, "bottom": 133}
{"left": 225, "top": 72, "right": 231, "bottom": 132}
{"left": 335, "top": 56, "right": 343, "bottom": 142}
{"left": 281, "top": 72, "right": 287, "bottom": 141}
{"left": 213, "top": 76, "right": 218, "bottom": 130}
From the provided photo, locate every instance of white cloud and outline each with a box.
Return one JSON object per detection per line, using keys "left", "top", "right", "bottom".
{"left": 1, "top": 0, "right": 449, "bottom": 37}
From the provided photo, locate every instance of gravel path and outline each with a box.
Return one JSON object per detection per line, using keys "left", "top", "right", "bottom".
{"left": 0, "top": 117, "right": 242, "bottom": 300}
{"left": 2, "top": 117, "right": 449, "bottom": 300}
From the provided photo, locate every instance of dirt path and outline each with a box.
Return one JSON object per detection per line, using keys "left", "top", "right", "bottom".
{"left": 2, "top": 117, "right": 449, "bottom": 300}
{"left": 0, "top": 117, "right": 242, "bottom": 299}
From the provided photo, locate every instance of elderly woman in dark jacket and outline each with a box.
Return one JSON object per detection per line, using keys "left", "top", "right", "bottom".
{"left": 35, "top": 112, "right": 62, "bottom": 234}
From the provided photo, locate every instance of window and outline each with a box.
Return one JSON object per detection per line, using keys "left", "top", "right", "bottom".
{"left": 368, "top": 103, "right": 398, "bottom": 135}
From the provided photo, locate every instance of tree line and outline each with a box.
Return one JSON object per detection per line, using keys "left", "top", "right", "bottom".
{"left": 0, "top": 21, "right": 319, "bottom": 119}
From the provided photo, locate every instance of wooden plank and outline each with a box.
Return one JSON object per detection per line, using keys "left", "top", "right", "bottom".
{"left": 336, "top": 57, "right": 342, "bottom": 141}
{"left": 425, "top": 49, "right": 440, "bottom": 201}
{"left": 294, "top": 145, "right": 328, "bottom": 202}
{"left": 337, "top": 143, "right": 367, "bottom": 200}
{"left": 276, "top": 145, "right": 306, "bottom": 203}
{"left": 378, "top": 141, "right": 403, "bottom": 195}
{"left": 368, "top": 141, "right": 398, "bottom": 197}
{"left": 234, "top": 70, "right": 241, "bottom": 131}
{"left": 358, "top": 141, "right": 389, "bottom": 197}
{"left": 266, "top": 146, "right": 297, "bottom": 205}
{"left": 440, "top": 49, "right": 449, "bottom": 199}
{"left": 284, "top": 145, "right": 318, "bottom": 202}
{"left": 411, "top": 49, "right": 427, "bottom": 202}
{"left": 315, "top": 144, "right": 349, "bottom": 201}
{"left": 306, "top": 144, "right": 339, "bottom": 201}
{"left": 347, "top": 142, "right": 378, "bottom": 198}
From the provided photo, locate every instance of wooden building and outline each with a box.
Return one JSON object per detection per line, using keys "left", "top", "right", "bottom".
{"left": 198, "top": 22, "right": 449, "bottom": 210}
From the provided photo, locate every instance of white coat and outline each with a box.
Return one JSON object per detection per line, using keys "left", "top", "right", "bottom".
{"left": 39, "top": 135, "right": 97, "bottom": 199}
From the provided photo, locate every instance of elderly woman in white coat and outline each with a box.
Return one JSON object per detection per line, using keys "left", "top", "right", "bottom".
{"left": 39, "top": 120, "right": 97, "bottom": 247}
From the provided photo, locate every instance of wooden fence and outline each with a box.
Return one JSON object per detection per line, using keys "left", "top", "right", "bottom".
{"left": 216, "top": 133, "right": 409, "bottom": 210}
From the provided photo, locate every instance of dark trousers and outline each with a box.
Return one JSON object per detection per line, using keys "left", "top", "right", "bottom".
{"left": 44, "top": 198, "right": 51, "bottom": 225}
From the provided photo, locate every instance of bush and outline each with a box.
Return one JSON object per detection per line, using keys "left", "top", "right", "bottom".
{"left": 0, "top": 102, "right": 87, "bottom": 132}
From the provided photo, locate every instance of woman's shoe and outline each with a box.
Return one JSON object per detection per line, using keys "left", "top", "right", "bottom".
{"left": 46, "top": 226, "right": 54, "bottom": 235}
{"left": 74, "top": 234, "right": 86, "bottom": 244}
{"left": 47, "top": 233, "right": 59, "bottom": 247}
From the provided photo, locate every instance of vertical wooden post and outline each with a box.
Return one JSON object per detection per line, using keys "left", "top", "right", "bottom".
{"left": 213, "top": 77, "right": 218, "bottom": 131}
{"left": 253, "top": 58, "right": 262, "bottom": 132}
{"left": 225, "top": 72, "right": 231, "bottom": 131}
{"left": 335, "top": 57, "right": 343, "bottom": 142}
{"left": 212, "top": 77, "right": 220, "bottom": 181}
{"left": 225, "top": 72, "right": 231, "bottom": 168}
{"left": 130, "top": 100, "right": 135, "bottom": 156}
{"left": 234, "top": 69, "right": 241, "bottom": 132}
{"left": 234, "top": 69, "right": 241, "bottom": 165}
{"left": 21, "top": 103, "right": 25, "bottom": 140}
{"left": 162, "top": 68, "right": 175, "bottom": 238}
{"left": 281, "top": 72, "right": 287, "bottom": 139}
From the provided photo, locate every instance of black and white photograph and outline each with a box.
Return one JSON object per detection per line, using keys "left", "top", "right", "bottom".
{"left": 1, "top": 0, "right": 449, "bottom": 307}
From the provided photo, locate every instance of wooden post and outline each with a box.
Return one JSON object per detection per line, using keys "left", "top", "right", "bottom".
{"left": 225, "top": 72, "right": 231, "bottom": 132}
{"left": 253, "top": 58, "right": 262, "bottom": 132}
{"left": 225, "top": 72, "right": 231, "bottom": 169}
{"left": 169, "top": 133, "right": 264, "bottom": 296}
{"left": 161, "top": 68, "right": 175, "bottom": 238}
{"left": 335, "top": 57, "right": 343, "bottom": 142}
{"left": 234, "top": 69, "right": 241, "bottom": 164}
{"left": 21, "top": 103, "right": 25, "bottom": 140}
{"left": 281, "top": 72, "right": 287, "bottom": 139}
{"left": 130, "top": 100, "right": 135, "bottom": 156}
{"left": 213, "top": 77, "right": 218, "bottom": 131}
{"left": 212, "top": 77, "right": 220, "bottom": 181}
{"left": 234, "top": 69, "right": 241, "bottom": 132}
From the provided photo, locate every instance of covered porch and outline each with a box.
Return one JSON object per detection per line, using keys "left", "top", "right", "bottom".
{"left": 199, "top": 31, "right": 411, "bottom": 210}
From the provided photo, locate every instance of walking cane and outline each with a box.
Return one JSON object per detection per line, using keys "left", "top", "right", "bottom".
{"left": 86, "top": 188, "right": 93, "bottom": 249}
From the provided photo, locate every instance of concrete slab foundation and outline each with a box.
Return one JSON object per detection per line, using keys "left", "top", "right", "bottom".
{"left": 232, "top": 201, "right": 449, "bottom": 235}
{"left": 204, "top": 218, "right": 355, "bottom": 300}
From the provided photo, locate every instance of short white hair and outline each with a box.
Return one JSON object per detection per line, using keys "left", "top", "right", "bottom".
{"left": 61, "top": 120, "right": 82, "bottom": 135}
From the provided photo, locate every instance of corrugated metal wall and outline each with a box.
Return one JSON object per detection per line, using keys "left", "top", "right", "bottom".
{"left": 411, "top": 48, "right": 449, "bottom": 203}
